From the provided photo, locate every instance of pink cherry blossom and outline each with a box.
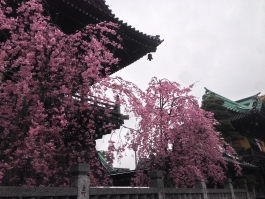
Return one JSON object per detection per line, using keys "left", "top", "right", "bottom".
{"left": 0, "top": 0, "right": 121, "bottom": 186}
{"left": 104, "top": 77, "right": 241, "bottom": 188}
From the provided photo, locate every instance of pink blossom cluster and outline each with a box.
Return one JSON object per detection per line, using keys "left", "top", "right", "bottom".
{"left": 104, "top": 77, "right": 241, "bottom": 187}
{"left": 0, "top": 0, "right": 121, "bottom": 186}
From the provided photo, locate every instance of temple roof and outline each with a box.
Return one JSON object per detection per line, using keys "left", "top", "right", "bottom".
{"left": 45, "top": 0, "right": 163, "bottom": 74}
{"left": 97, "top": 151, "right": 116, "bottom": 172}
{"left": 203, "top": 88, "right": 263, "bottom": 115}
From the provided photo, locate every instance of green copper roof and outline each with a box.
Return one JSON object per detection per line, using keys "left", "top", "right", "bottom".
{"left": 97, "top": 151, "right": 116, "bottom": 172}
{"left": 203, "top": 88, "right": 262, "bottom": 114}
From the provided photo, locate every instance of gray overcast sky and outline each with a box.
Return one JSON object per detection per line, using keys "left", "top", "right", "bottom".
{"left": 97, "top": 0, "right": 265, "bottom": 169}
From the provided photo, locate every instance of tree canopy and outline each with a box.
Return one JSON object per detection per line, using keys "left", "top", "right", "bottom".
{"left": 112, "top": 78, "right": 241, "bottom": 187}
{"left": 0, "top": 0, "right": 122, "bottom": 186}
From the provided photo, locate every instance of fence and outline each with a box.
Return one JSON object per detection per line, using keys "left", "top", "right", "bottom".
{"left": 0, "top": 163, "right": 260, "bottom": 199}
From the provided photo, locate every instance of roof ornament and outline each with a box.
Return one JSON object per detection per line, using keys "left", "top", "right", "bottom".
{"left": 250, "top": 97, "right": 258, "bottom": 113}
{"left": 147, "top": 53, "right": 153, "bottom": 61}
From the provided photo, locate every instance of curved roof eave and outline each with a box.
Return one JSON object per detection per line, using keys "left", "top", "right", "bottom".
{"left": 204, "top": 88, "right": 262, "bottom": 114}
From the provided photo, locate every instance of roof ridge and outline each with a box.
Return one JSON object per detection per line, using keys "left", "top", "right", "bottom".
{"left": 204, "top": 88, "right": 251, "bottom": 113}
{"left": 204, "top": 88, "right": 263, "bottom": 114}
{"left": 204, "top": 87, "right": 239, "bottom": 105}
{"left": 102, "top": 1, "right": 163, "bottom": 44}
{"left": 89, "top": 0, "right": 114, "bottom": 17}
{"left": 235, "top": 92, "right": 261, "bottom": 103}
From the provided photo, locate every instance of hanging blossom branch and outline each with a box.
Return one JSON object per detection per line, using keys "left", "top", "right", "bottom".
{"left": 106, "top": 77, "right": 242, "bottom": 188}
